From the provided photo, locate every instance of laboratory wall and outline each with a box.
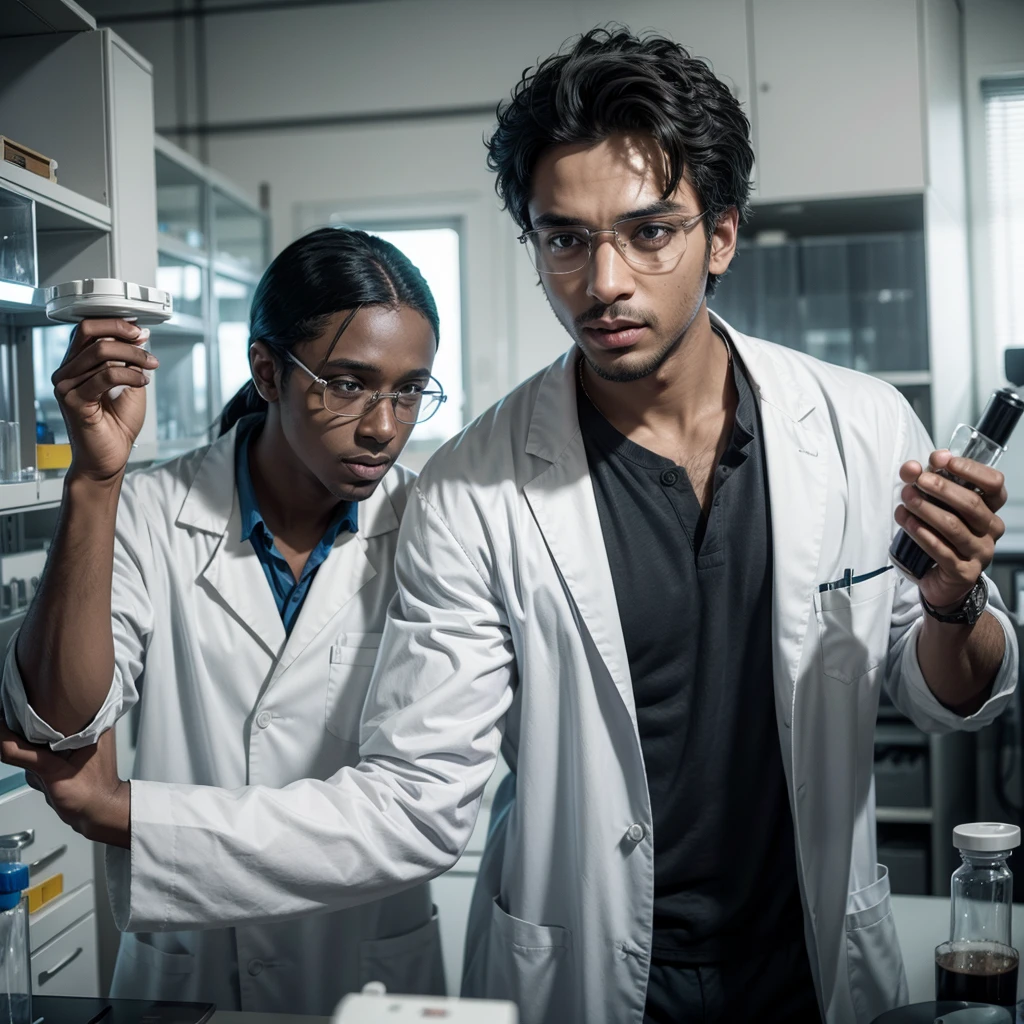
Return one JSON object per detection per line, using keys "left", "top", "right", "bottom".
{"left": 97, "top": 0, "right": 753, "bottom": 439}
{"left": 962, "top": 0, "right": 1024, "bottom": 539}
{"left": 95, "top": 0, "right": 1024, "bottom": 469}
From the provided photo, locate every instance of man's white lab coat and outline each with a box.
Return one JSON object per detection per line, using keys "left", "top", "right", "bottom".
{"left": 96, "top": 323, "right": 1018, "bottom": 1023}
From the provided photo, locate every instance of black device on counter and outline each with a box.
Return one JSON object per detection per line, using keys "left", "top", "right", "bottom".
{"left": 890, "top": 350, "right": 1024, "bottom": 580}
{"left": 31, "top": 996, "right": 215, "bottom": 1024}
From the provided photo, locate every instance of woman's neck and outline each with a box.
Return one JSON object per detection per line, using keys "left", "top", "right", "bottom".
{"left": 247, "top": 415, "right": 339, "bottom": 551}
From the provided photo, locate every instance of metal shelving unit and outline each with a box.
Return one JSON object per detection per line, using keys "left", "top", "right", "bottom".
{"left": 151, "top": 135, "right": 269, "bottom": 455}
{"left": 874, "top": 705, "right": 976, "bottom": 896}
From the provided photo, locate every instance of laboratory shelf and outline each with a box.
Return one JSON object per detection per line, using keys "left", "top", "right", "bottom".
{"left": 0, "top": 480, "right": 49, "bottom": 513}
{"left": 0, "top": 0, "right": 96, "bottom": 37}
{"left": 212, "top": 258, "right": 261, "bottom": 286}
{"left": 876, "top": 806, "right": 934, "bottom": 825}
{"left": 875, "top": 722, "right": 929, "bottom": 748}
{"left": 157, "top": 234, "right": 209, "bottom": 267}
{"left": 36, "top": 476, "right": 66, "bottom": 506}
{"left": 152, "top": 313, "right": 207, "bottom": 336}
{"left": 0, "top": 286, "right": 45, "bottom": 316}
{"left": 0, "top": 161, "right": 111, "bottom": 233}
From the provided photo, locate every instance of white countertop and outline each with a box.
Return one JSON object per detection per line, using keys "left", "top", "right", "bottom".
{"left": 212, "top": 1014, "right": 329, "bottom": 1024}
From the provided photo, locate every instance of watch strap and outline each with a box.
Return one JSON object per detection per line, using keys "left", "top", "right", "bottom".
{"left": 921, "top": 576, "right": 988, "bottom": 625}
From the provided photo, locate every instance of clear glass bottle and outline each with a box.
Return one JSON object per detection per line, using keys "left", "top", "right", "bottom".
{"left": 935, "top": 823, "right": 1021, "bottom": 1008}
{"left": 0, "top": 833, "right": 32, "bottom": 1024}
{"left": 891, "top": 387, "right": 1024, "bottom": 580}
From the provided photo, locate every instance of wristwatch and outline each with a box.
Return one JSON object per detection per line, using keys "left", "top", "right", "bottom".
{"left": 920, "top": 576, "right": 989, "bottom": 626}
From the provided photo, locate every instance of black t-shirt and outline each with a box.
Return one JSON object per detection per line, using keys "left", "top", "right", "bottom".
{"left": 578, "top": 348, "right": 810, "bottom": 966}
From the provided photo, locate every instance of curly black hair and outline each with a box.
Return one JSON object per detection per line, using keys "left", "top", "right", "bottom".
{"left": 486, "top": 27, "right": 754, "bottom": 295}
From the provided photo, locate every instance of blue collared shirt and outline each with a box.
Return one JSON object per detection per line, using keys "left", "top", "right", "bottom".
{"left": 235, "top": 419, "right": 358, "bottom": 635}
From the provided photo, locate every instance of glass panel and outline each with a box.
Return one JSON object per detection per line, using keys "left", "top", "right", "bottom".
{"left": 156, "top": 152, "right": 205, "bottom": 250}
{"left": 712, "top": 230, "right": 927, "bottom": 374}
{"left": 213, "top": 190, "right": 264, "bottom": 273}
{"left": 215, "top": 275, "right": 254, "bottom": 413}
{"left": 362, "top": 226, "right": 464, "bottom": 445}
{"left": 155, "top": 339, "right": 209, "bottom": 443}
{"left": 0, "top": 189, "right": 35, "bottom": 288}
{"left": 33, "top": 325, "right": 73, "bottom": 444}
{"left": 155, "top": 254, "right": 204, "bottom": 321}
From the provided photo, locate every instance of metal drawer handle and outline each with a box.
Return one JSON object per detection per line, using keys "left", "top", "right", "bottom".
{"left": 38, "top": 946, "right": 83, "bottom": 985}
{"left": 0, "top": 830, "right": 35, "bottom": 850}
{"left": 29, "top": 845, "right": 67, "bottom": 876}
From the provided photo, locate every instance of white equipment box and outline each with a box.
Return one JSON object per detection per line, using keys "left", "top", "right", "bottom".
{"left": 334, "top": 992, "right": 518, "bottom": 1023}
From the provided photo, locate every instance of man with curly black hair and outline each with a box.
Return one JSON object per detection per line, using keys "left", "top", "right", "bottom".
{"left": 5, "top": 26, "right": 1017, "bottom": 1024}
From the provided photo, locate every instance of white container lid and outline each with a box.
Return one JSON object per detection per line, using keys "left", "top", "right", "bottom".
{"left": 45, "top": 279, "right": 173, "bottom": 325}
{"left": 953, "top": 822, "right": 1022, "bottom": 852}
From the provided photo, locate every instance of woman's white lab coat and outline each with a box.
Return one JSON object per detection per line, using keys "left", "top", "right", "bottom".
{"left": 45, "top": 325, "right": 1018, "bottom": 1024}
{"left": 1, "top": 420, "right": 444, "bottom": 1013}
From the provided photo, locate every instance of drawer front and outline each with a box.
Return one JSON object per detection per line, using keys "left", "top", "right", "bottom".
{"left": 31, "top": 882, "right": 95, "bottom": 954}
{"left": 31, "top": 912, "right": 99, "bottom": 998}
{"left": 0, "top": 785, "right": 95, "bottom": 895}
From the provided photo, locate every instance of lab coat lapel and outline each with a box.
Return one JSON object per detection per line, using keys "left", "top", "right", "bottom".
{"left": 523, "top": 352, "right": 638, "bottom": 730}
{"left": 177, "top": 422, "right": 287, "bottom": 660}
{"left": 273, "top": 477, "right": 399, "bottom": 674}
{"left": 727, "top": 323, "right": 829, "bottom": 726}
{"left": 200, "top": 501, "right": 288, "bottom": 660}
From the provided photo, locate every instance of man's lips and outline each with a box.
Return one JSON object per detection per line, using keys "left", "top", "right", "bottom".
{"left": 582, "top": 322, "right": 649, "bottom": 349}
{"left": 341, "top": 458, "right": 390, "bottom": 481}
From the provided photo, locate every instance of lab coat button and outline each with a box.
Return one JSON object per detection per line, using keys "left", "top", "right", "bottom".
{"left": 660, "top": 470, "right": 678, "bottom": 487}
{"left": 247, "top": 959, "right": 264, "bottom": 976}
{"left": 626, "top": 823, "right": 645, "bottom": 843}
{"left": 256, "top": 711, "right": 272, "bottom": 730}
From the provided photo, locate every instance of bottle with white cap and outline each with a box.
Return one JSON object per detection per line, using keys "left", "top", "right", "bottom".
{"left": 935, "top": 822, "right": 1021, "bottom": 1008}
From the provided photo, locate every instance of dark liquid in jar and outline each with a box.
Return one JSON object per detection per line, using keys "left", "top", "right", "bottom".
{"left": 935, "top": 945, "right": 1020, "bottom": 1007}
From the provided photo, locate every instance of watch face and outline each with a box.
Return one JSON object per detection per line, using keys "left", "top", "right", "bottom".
{"left": 967, "top": 580, "right": 987, "bottom": 622}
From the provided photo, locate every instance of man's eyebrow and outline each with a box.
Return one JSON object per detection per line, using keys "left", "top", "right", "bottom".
{"left": 530, "top": 199, "right": 690, "bottom": 230}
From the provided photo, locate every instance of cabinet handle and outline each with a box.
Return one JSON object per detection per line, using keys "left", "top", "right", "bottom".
{"left": 38, "top": 946, "right": 83, "bottom": 985}
{"left": 29, "top": 845, "right": 67, "bottom": 876}
{"left": 0, "top": 829, "right": 34, "bottom": 850}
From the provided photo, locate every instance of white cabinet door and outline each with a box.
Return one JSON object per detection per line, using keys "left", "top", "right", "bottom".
{"left": 751, "top": 0, "right": 925, "bottom": 201}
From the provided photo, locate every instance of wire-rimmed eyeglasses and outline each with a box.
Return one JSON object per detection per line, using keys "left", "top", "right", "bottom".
{"left": 519, "top": 211, "right": 707, "bottom": 275}
{"left": 289, "top": 354, "right": 447, "bottom": 425}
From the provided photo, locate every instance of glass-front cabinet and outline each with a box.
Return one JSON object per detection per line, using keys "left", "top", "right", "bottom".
{"left": 151, "top": 137, "right": 268, "bottom": 456}
{"left": 711, "top": 194, "right": 933, "bottom": 434}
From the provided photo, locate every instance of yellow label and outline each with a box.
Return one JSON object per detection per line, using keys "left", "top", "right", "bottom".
{"left": 27, "top": 872, "right": 64, "bottom": 914}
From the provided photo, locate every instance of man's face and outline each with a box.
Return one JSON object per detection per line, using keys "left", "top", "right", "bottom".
{"left": 526, "top": 133, "right": 737, "bottom": 382}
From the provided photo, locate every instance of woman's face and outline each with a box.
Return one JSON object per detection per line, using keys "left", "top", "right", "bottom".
{"left": 258, "top": 304, "right": 438, "bottom": 503}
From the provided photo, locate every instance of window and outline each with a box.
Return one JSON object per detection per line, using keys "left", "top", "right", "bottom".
{"left": 984, "top": 78, "right": 1024, "bottom": 369}
{"left": 352, "top": 224, "right": 464, "bottom": 446}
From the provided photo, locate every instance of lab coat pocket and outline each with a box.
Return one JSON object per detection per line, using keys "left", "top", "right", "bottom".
{"left": 845, "top": 866, "right": 908, "bottom": 1023}
{"left": 484, "top": 896, "right": 573, "bottom": 1021}
{"left": 815, "top": 569, "right": 897, "bottom": 684}
{"left": 325, "top": 631, "right": 382, "bottom": 742}
{"left": 112, "top": 933, "right": 196, "bottom": 1000}
{"left": 359, "top": 906, "right": 445, "bottom": 996}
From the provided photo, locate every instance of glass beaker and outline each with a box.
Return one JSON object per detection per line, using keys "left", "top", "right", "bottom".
{"left": 0, "top": 421, "right": 20, "bottom": 483}
{"left": 935, "top": 823, "right": 1021, "bottom": 1008}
